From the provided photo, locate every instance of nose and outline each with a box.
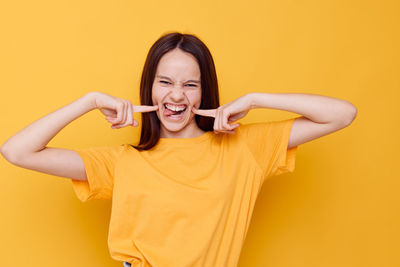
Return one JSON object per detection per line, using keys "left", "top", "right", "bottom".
{"left": 168, "top": 86, "right": 186, "bottom": 102}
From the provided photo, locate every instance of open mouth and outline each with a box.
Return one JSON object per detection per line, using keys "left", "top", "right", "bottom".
{"left": 162, "top": 103, "right": 188, "bottom": 120}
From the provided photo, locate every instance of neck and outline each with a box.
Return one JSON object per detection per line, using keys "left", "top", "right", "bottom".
{"left": 160, "top": 122, "right": 206, "bottom": 139}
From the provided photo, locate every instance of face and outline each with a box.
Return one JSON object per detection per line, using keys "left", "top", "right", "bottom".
{"left": 152, "top": 48, "right": 202, "bottom": 134}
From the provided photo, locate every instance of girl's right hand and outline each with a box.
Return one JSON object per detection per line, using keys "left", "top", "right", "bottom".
{"left": 91, "top": 92, "right": 158, "bottom": 129}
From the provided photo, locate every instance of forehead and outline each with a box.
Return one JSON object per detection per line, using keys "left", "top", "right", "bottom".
{"left": 155, "top": 49, "right": 200, "bottom": 80}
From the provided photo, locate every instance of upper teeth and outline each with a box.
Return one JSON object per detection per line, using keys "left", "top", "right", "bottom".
{"left": 165, "top": 103, "right": 186, "bottom": 111}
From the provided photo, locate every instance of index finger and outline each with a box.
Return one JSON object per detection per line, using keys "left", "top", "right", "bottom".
{"left": 133, "top": 105, "right": 159, "bottom": 113}
{"left": 191, "top": 107, "right": 216, "bottom": 118}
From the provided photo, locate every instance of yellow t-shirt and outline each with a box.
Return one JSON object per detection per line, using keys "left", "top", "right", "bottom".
{"left": 71, "top": 117, "right": 299, "bottom": 267}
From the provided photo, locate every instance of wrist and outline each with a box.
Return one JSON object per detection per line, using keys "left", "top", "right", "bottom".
{"left": 82, "top": 92, "right": 98, "bottom": 111}
{"left": 245, "top": 93, "right": 259, "bottom": 109}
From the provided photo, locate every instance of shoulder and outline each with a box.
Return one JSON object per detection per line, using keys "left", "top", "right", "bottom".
{"left": 82, "top": 144, "right": 130, "bottom": 159}
{"left": 234, "top": 121, "right": 271, "bottom": 136}
{"left": 237, "top": 119, "right": 295, "bottom": 132}
{"left": 228, "top": 119, "right": 296, "bottom": 143}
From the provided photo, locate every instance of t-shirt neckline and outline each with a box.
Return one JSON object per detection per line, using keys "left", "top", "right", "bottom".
{"left": 157, "top": 131, "right": 212, "bottom": 145}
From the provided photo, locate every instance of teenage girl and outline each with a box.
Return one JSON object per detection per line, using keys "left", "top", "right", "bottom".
{"left": 0, "top": 32, "right": 357, "bottom": 267}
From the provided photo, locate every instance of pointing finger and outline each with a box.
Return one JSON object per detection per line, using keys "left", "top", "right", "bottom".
{"left": 133, "top": 105, "right": 159, "bottom": 113}
{"left": 191, "top": 107, "right": 217, "bottom": 118}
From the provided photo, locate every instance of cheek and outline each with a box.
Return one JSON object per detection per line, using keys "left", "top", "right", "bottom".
{"left": 151, "top": 86, "right": 165, "bottom": 105}
{"left": 185, "top": 91, "right": 202, "bottom": 108}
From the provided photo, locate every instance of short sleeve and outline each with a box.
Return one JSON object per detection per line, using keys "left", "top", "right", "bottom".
{"left": 71, "top": 145, "right": 124, "bottom": 202}
{"left": 238, "top": 117, "right": 299, "bottom": 181}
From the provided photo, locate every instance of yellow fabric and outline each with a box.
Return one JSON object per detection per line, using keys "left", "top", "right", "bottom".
{"left": 71, "top": 117, "right": 299, "bottom": 266}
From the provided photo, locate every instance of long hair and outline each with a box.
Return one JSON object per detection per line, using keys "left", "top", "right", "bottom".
{"left": 131, "top": 32, "right": 220, "bottom": 151}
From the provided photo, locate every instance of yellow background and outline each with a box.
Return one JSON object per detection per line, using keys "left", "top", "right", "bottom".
{"left": 0, "top": 0, "right": 399, "bottom": 266}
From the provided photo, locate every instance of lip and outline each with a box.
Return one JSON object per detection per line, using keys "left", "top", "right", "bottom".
{"left": 163, "top": 102, "right": 188, "bottom": 107}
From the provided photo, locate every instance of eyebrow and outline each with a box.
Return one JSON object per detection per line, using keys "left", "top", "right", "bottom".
{"left": 156, "top": 75, "right": 201, "bottom": 83}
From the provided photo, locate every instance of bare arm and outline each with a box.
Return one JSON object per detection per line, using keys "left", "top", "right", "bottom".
{"left": 193, "top": 92, "right": 357, "bottom": 148}
{"left": 0, "top": 92, "right": 97, "bottom": 180}
{"left": 0, "top": 91, "right": 158, "bottom": 181}
{"left": 248, "top": 92, "right": 357, "bottom": 125}
{"left": 247, "top": 92, "right": 357, "bottom": 148}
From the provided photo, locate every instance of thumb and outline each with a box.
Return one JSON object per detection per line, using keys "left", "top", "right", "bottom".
{"left": 191, "top": 107, "right": 216, "bottom": 118}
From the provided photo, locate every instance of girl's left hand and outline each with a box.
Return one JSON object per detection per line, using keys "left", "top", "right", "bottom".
{"left": 192, "top": 94, "right": 252, "bottom": 134}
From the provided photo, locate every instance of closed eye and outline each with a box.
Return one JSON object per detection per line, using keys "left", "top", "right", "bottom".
{"left": 160, "top": 80, "right": 197, "bottom": 87}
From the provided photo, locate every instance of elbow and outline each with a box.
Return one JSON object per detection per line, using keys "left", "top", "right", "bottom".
{"left": 0, "top": 144, "right": 8, "bottom": 159}
{"left": 340, "top": 102, "right": 358, "bottom": 126}
{"left": 0, "top": 144, "right": 19, "bottom": 165}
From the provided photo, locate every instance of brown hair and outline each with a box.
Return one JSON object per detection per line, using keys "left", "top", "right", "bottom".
{"left": 131, "top": 32, "right": 220, "bottom": 151}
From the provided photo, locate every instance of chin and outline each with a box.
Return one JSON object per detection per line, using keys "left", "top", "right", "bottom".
{"left": 162, "top": 122, "right": 188, "bottom": 132}
{"left": 159, "top": 113, "right": 195, "bottom": 132}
